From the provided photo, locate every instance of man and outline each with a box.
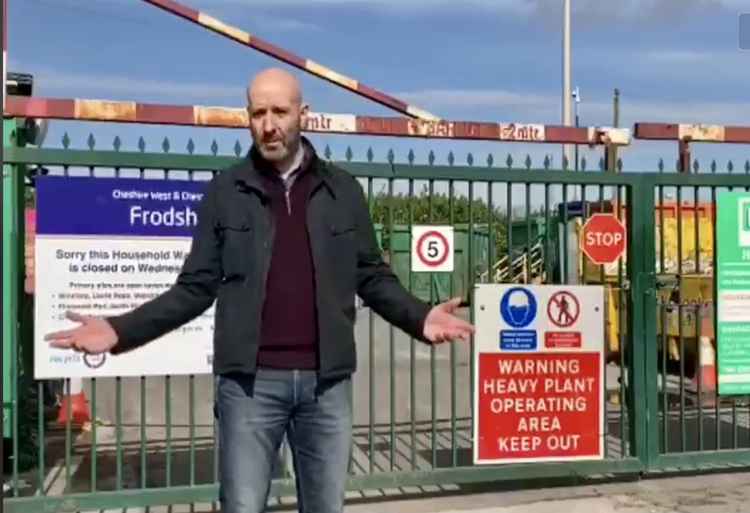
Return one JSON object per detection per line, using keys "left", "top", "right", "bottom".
{"left": 46, "top": 67, "right": 474, "bottom": 513}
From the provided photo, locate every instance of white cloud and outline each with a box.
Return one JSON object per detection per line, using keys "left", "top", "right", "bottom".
{"left": 720, "top": 0, "right": 750, "bottom": 9}
{"left": 645, "top": 50, "right": 716, "bottom": 63}
{"left": 395, "top": 88, "right": 552, "bottom": 109}
{"left": 642, "top": 48, "right": 749, "bottom": 74}
{"left": 633, "top": 47, "right": 750, "bottom": 85}
{"left": 203, "top": 0, "right": 744, "bottom": 19}
{"left": 394, "top": 87, "right": 750, "bottom": 126}
{"left": 537, "top": 0, "right": 743, "bottom": 20}
{"left": 594, "top": 98, "right": 750, "bottom": 125}
{"left": 41, "top": 0, "right": 747, "bottom": 21}
{"left": 250, "top": 15, "right": 322, "bottom": 32}
{"left": 36, "top": 0, "right": 322, "bottom": 32}
{"left": 202, "top": 0, "right": 533, "bottom": 15}
{"left": 29, "top": 68, "right": 244, "bottom": 103}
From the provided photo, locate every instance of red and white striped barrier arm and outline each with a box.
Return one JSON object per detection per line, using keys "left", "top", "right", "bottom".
{"left": 635, "top": 123, "right": 750, "bottom": 143}
{"left": 4, "top": 96, "right": 631, "bottom": 145}
{"left": 141, "top": 0, "right": 437, "bottom": 121}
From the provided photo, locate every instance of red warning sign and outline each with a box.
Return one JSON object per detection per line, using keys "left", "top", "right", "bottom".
{"left": 545, "top": 332, "right": 582, "bottom": 349}
{"left": 477, "top": 353, "right": 601, "bottom": 462}
{"left": 547, "top": 291, "right": 580, "bottom": 328}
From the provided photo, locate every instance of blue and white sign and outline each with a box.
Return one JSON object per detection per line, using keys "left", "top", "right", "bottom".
{"left": 499, "top": 287, "right": 538, "bottom": 350}
{"left": 34, "top": 176, "right": 215, "bottom": 379}
{"left": 474, "top": 284, "right": 604, "bottom": 355}
{"left": 37, "top": 176, "right": 206, "bottom": 237}
{"left": 500, "top": 287, "right": 537, "bottom": 328}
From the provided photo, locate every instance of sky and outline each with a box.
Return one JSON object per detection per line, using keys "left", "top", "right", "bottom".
{"left": 6, "top": 0, "right": 750, "bottom": 172}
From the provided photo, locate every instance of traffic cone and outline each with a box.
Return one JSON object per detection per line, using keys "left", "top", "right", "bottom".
{"left": 692, "top": 336, "right": 717, "bottom": 405}
{"left": 57, "top": 378, "right": 91, "bottom": 427}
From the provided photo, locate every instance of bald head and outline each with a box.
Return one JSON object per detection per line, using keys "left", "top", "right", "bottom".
{"left": 247, "top": 67, "right": 303, "bottom": 108}
{"left": 246, "top": 68, "right": 308, "bottom": 168}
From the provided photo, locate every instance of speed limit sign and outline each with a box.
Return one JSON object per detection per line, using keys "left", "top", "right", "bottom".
{"left": 411, "top": 225, "right": 454, "bottom": 272}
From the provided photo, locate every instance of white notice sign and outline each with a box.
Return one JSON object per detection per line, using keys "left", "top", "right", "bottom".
{"left": 34, "top": 176, "right": 215, "bottom": 378}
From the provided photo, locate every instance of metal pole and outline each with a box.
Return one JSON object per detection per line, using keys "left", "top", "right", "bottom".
{"left": 574, "top": 112, "right": 579, "bottom": 171}
{"left": 609, "top": 88, "right": 620, "bottom": 172}
{"left": 613, "top": 88, "right": 620, "bottom": 128}
{"left": 1, "top": 3, "right": 7, "bottom": 471}
{"left": 679, "top": 140, "right": 691, "bottom": 174}
{"left": 562, "top": 0, "right": 573, "bottom": 169}
{"left": 573, "top": 87, "right": 581, "bottom": 171}
{"left": 3, "top": 0, "right": 7, "bottom": 114}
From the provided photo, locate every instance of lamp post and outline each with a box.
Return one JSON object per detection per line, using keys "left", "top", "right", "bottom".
{"left": 573, "top": 86, "right": 580, "bottom": 172}
{"left": 562, "top": 0, "right": 573, "bottom": 170}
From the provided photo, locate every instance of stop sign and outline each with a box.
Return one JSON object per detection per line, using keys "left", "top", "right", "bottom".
{"left": 581, "top": 214, "right": 626, "bottom": 265}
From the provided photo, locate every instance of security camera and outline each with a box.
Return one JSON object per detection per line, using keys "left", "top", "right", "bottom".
{"left": 6, "top": 72, "right": 33, "bottom": 96}
{"left": 22, "top": 118, "right": 48, "bottom": 147}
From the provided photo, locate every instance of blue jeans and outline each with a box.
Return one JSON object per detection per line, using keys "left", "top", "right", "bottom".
{"left": 215, "top": 369, "right": 353, "bottom": 513}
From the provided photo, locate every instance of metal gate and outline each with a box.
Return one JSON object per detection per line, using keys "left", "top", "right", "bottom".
{"left": 650, "top": 172, "right": 750, "bottom": 468}
{"left": 3, "top": 134, "right": 750, "bottom": 512}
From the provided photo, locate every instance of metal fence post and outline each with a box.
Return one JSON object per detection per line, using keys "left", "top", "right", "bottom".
{"left": 3, "top": 117, "right": 29, "bottom": 490}
{"left": 2, "top": 118, "right": 15, "bottom": 442}
{"left": 627, "top": 176, "right": 659, "bottom": 468}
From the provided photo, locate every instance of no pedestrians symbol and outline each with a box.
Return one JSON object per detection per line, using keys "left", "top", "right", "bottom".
{"left": 547, "top": 291, "right": 580, "bottom": 328}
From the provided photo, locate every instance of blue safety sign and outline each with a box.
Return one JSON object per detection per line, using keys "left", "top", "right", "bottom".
{"left": 500, "top": 287, "right": 537, "bottom": 328}
{"left": 499, "top": 287, "right": 538, "bottom": 350}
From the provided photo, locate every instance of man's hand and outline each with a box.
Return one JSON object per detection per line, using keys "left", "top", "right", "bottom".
{"left": 45, "top": 311, "right": 118, "bottom": 354}
{"left": 423, "top": 297, "right": 475, "bottom": 344}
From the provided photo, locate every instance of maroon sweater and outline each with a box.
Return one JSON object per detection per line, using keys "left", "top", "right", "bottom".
{"left": 256, "top": 154, "right": 319, "bottom": 369}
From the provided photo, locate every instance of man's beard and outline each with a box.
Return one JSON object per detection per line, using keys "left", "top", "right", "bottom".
{"left": 254, "top": 131, "right": 299, "bottom": 163}
{"left": 258, "top": 142, "right": 288, "bottom": 162}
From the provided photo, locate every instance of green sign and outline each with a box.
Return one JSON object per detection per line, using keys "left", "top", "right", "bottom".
{"left": 717, "top": 191, "right": 750, "bottom": 394}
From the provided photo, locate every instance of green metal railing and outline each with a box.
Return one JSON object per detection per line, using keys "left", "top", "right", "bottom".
{"left": 3, "top": 129, "right": 750, "bottom": 512}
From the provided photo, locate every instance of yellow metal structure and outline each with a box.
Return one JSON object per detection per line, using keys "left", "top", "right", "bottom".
{"left": 579, "top": 203, "right": 715, "bottom": 366}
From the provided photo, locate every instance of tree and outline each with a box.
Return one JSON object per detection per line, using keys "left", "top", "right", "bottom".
{"left": 368, "top": 190, "right": 510, "bottom": 259}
